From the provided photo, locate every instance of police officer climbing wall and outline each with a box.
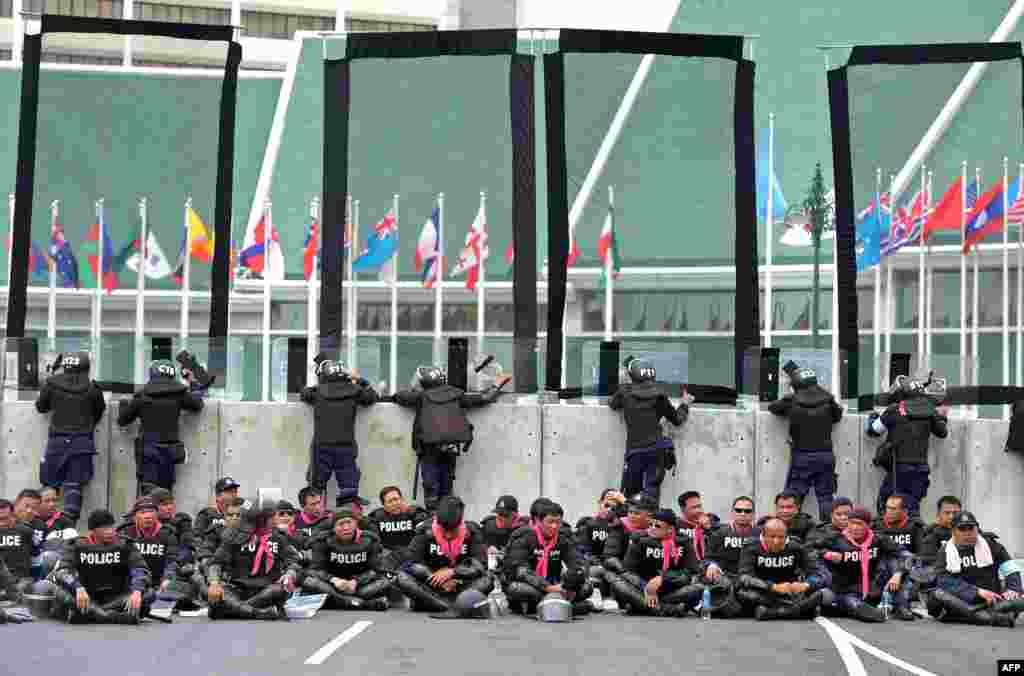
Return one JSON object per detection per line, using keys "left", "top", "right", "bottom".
{"left": 392, "top": 366, "right": 509, "bottom": 509}
{"left": 35, "top": 352, "right": 106, "bottom": 523}
{"left": 301, "top": 360, "right": 378, "bottom": 508}
{"left": 609, "top": 358, "right": 692, "bottom": 505}
{"left": 768, "top": 362, "right": 844, "bottom": 522}
{"left": 116, "top": 360, "right": 205, "bottom": 495}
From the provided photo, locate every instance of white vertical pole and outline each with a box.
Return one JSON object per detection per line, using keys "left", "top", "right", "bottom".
{"left": 12, "top": 0, "right": 23, "bottom": 65}
{"left": 261, "top": 198, "right": 272, "bottom": 402}
{"left": 348, "top": 200, "right": 359, "bottom": 369}
{"left": 926, "top": 170, "right": 934, "bottom": 357}
{"left": 973, "top": 167, "right": 981, "bottom": 391}
{"left": 604, "top": 185, "right": 614, "bottom": 342}
{"left": 180, "top": 197, "right": 192, "bottom": 347}
{"left": 48, "top": 200, "right": 57, "bottom": 342}
{"left": 765, "top": 113, "right": 775, "bottom": 347}
{"left": 434, "top": 193, "right": 444, "bottom": 364}
{"left": 306, "top": 197, "right": 319, "bottom": 387}
{"left": 390, "top": 194, "right": 399, "bottom": 395}
{"left": 885, "top": 174, "right": 895, "bottom": 354}
{"left": 135, "top": 198, "right": 147, "bottom": 384}
{"left": 477, "top": 191, "right": 486, "bottom": 357}
{"left": 123, "top": 0, "right": 134, "bottom": 66}
{"left": 1017, "top": 163, "right": 1023, "bottom": 388}
{"left": 93, "top": 198, "right": 104, "bottom": 379}
{"left": 6, "top": 193, "right": 13, "bottom": 289}
{"left": 960, "top": 161, "right": 968, "bottom": 388}
{"left": 873, "top": 169, "right": 882, "bottom": 389}
{"left": 918, "top": 166, "right": 926, "bottom": 359}
{"left": 231, "top": 0, "right": 242, "bottom": 28}
{"left": 1004, "top": 157, "right": 1011, "bottom": 417}
{"left": 334, "top": 0, "right": 347, "bottom": 31}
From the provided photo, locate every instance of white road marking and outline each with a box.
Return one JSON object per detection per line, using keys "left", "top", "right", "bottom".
{"left": 304, "top": 620, "right": 373, "bottom": 665}
{"left": 815, "top": 617, "right": 939, "bottom": 676}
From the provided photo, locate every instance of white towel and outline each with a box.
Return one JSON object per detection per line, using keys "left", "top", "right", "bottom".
{"left": 944, "top": 535, "right": 994, "bottom": 573}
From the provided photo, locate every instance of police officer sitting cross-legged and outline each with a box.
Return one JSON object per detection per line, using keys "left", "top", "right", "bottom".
{"left": 369, "top": 486, "right": 429, "bottom": 574}
{"left": 609, "top": 509, "right": 702, "bottom": 617}
{"left": 147, "top": 488, "right": 201, "bottom": 611}
{"left": 294, "top": 486, "right": 335, "bottom": 539}
{"left": 805, "top": 497, "right": 853, "bottom": 554}
{"left": 304, "top": 510, "right": 390, "bottom": 610}
{"left": 820, "top": 506, "right": 914, "bottom": 622}
{"left": 0, "top": 499, "right": 35, "bottom": 601}
{"left": 610, "top": 358, "right": 691, "bottom": 505}
{"left": 118, "top": 497, "right": 180, "bottom": 620}
{"left": 53, "top": 509, "right": 152, "bottom": 625}
{"left": 35, "top": 351, "right": 106, "bottom": 524}
{"left": 116, "top": 360, "right": 204, "bottom": 495}
{"left": 205, "top": 501, "right": 300, "bottom": 621}
{"left": 769, "top": 363, "right": 844, "bottom": 523}
{"left": 915, "top": 495, "right": 962, "bottom": 604}
{"left": 504, "top": 501, "right": 593, "bottom": 617}
{"left": 702, "top": 496, "right": 759, "bottom": 618}
{"left": 575, "top": 489, "right": 626, "bottom": 611}
{"left": 736, "top": 517, "right": 831, "bottom": 621}
{"left": 192, "top": 496, "right": 245, "bottom": 606}
{"left": 301, "top": 361, "right": 378, "bottom": 509}
{"left": 931, "top": 511, "right": 1024, "bottom": 627}
{"left": 760, "top": 491, "right": 818, "bottom": 542}
{"left": 392, "top": 367, "right": 509, "bottom": 510}
{"left": 395, "top": 496, "right": 493, "bottom": 614}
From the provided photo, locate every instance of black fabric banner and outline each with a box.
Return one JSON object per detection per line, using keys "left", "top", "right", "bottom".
{"left": 733, "top": 58, "right": 759, "bottom": 395}
{"left": 543, "top": 52, "right": 568, "bottom": 393}
{"left": 320, "top": 58, "right": 350, "bottom": 360}
{"left": 511, "top": 55, "right": 538, "bottom": 394}
{"left": 345, "top": 29, "right": 517, "bottom": 61}
{"left": 848, "top": 42, "right": 1022, "bottom": 67}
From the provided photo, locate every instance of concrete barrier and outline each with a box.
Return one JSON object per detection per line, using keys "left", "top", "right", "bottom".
{"left": 1, "top": 401, "right": 1021, "bottom": 555}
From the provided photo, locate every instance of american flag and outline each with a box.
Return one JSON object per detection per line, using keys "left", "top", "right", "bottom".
{"left": 1006, "top": 176, "right": 1024, "bottom": 224}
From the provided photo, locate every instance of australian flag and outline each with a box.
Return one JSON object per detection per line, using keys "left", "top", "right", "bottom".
{"left": 50, "top": 217, "right": 79, "bottom": 288}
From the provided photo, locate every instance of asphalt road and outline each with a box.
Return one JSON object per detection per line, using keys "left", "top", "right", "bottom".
{"left": 1, "top": 605, "right": 1017, "bottom": 676}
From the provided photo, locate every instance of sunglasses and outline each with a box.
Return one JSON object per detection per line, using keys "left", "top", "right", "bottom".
{"left": 733, "top": 507, "right": 753, "bottom": 514}
{"left": 275, "top": 511, "right": 295, "bottom": 517}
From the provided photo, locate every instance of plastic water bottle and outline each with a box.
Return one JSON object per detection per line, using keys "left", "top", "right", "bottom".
{"left": 880, "top": 590, "right": 893, "bottom": 620}
{"left": 487, "top": 549, "right": 498, "bottom": 572}
{"left": 701, "top": 588, "right": 712, "bottom": 620}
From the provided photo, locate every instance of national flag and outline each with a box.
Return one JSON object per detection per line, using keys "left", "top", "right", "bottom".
{"left": 450, "top": 204, "right": 489, "bottom": 290}
{"left": 83, "top": 206, "right": 118, "bottom": 293}
{"left": 756, "top": 127, "right": 787, "bottom": 222}
{"left": 416, "top": 207, "right": 441, "bottom": 288}
{"left": 126, "top": 231, "right": 172, "bottom": 280}
{"left": 1006, "top": 176, "right": 1024, "bottom": 225}
{"left": 923, "top": 176, "right": 965, "bottom": 241}
{"left": 567, "top": 225, "right": 581, "bottom": 268}
{"left": 963, "top": 180, "right": 1019, "bottom": 253}
{"left": 111, "top": 238, "right": 136, "bottom": 273}
{"left": 239, "top": 212, "right": 285, "bottom": 281}
{"left": 855, "top": 191, "right": 889, "bottom": 272}
{"left": 50, "top": 214, "right": 79, "bottom": 289}
{"left": 352, "top": 208, "right": 398, "bottom": 274}
{"left": 187, "top": 207, "right": 214, "bottom": 263}
{"left": 597, "top": 206, "right": 621, "bottom": 285}
{"left": 303, "top": 217, "right": 319, "bottom": 281}
{"left": 6, "top": 234, "right": 52, "bottom": 282}
{"left": 880, "top": 190, "right": 925, "bottom": 258}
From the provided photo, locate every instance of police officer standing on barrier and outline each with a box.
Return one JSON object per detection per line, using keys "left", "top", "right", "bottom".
{"left": 301, "top": 360, "right": 378, "bottom": 509}
{"left": 609, "top": 358, "right": 692, "bottom": 505}
{"left": 116, "top": 360, "right": 205, "bottom": 495}
{"left": 768, "top": 362, "right": 844, "bottom": 523}
{"left": 35, "top": 351, "right": 106, "bottom": 524}
{"left": 866, "top": 375, "right": 949, "bottom": 517}
{"left": 392, "top": 366, "right": 510, "bottom": 509}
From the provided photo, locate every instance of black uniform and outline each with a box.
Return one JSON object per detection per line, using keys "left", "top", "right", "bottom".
{"left": 804, "top": 522, "right": 843, "bottom": 554}
{"left": 294, "top": 511, "right": 334, "bottom": 539}
{"left": 207, "top": 526, "right": 301, "bottom": 620}
{"left": 737, "top": 538, "right": 829, "bottom": 619}
{"left": 504, "top": 525, "right": 592, "bottom": 615}
{"left": 301, "top": 377, "right": 377, "bottom": 497}
{"left": 392, "top": 384, "right": 503, "bottom": 508}
{"left": 0, "top": 524, "right": 35, "bottom": 597}
{"left": 934, "top": 533, "right": 1024, "bottom": 625}
{"left": 608, "top": 532, "right": 701, "bottom": 616}
{"left": 153, "top": 511, "right": 201, "bottom": 609}
{"left": 194, "top": 507, "right": 229, "bottom": 540}
{"left": 368, "top": 506, "right": 430, "bottom": 572}
{"left": 874, "top": 395, "right": 948, "bottom": 517}
{"left": 872, "top": 516, "right": 924, "bottom": 555}
{"left": 30, "top": 511, "right": 79, "bottom": 554}
{"left": 395, "top": 520, "right": 492, "bottom": 613}
{"left": 676, "top": 514, "right": 720, "bottom": 562}
{"left": 609, "top": 383, "right": 688, "bottom": 504}
{"left": 120, "top": 524, "right": 179, "bottom": 612}
{"left": 117, "top": 373, "right": 204, "bottom": 492}
{"left": 706, "top": 524, "right": 760, "bottom": 576}
{"left": 35, "top": 368, "right": 106, "bottom": 523}
{"left": 821, "top": 531, "right": 912, "bottom": 620}
{"left": 53, "top": 536, "right": 152, "bottom": 624}
{"left": 768, "top": 383, "right": 844, "bottom": 522}
{"left": 759, "top": 513, "right": 818, "bottom": 542}
{"left": 304, "top": 530, "right": 390, "bottom": 609}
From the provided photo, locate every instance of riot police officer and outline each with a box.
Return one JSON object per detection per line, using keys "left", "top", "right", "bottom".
{"left": 768, "top": 362, "right": 844, "bottom": 522}
{"left": 301, "top": 360, "right": 378, "bottom": 508}
{"left": 392, "top": 366, "right": 509, "bottom": 509}
{"left": 34, "top": 351, "right": 106, "bottom": 523}
{"left": 608, "top": 358, "right": 691, "bottom": 505}
{"left": 866, "top": 375, "right": 949, "bottom": 517}
{"left": 116, "top": 360, "right": 205, "bottom": 495}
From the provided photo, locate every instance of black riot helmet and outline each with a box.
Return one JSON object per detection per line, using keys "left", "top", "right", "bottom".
{"left": 316, "top": 359, "right": 348, "bottom": 383}
{"left": 790, "top": 367, "right": 818, "bottom": 389}
{"left": 61, "top": 351, "right": 91, "bottom": 374}
{"left": 149, "top": 360, "right": 177, "bottom": 381}
{"left": 626, "top": 358, "right": 656, "bottom": 384}
{"left": 416, "top": 365, "right": 447, "bottom": 389}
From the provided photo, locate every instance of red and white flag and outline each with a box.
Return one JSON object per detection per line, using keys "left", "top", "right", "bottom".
{"left": 451, "top": 203, "right": 489, "bottom": 290}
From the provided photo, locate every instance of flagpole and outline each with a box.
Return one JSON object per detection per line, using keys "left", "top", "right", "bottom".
{"left": 93, "top": 198, "right": 104, "bottom": 380}
{"left": 390, "top": 193, "right": 399, "bottom": 395}
{"left": 48, "top": 200, "right": 58, "bottom": 343}
{"left": 917, "top": 166, "right": 926, "bottom": 361}
{"left": 306, "top": 196, "right": 319, "bottom": 387}
{"left": 765, "top": 113, "right": 775, "bottom": 348}
{"left": 926, "top": 170, "right": 934, "bottom": 357}
{"left": 960, "top": 161, "right": 968, "bottom": 389}
{"left": 885, "top": 174, "right": 895, "bottom": 355}
{"left": 434, "top": 192, "right": 444, "bottom": 365}
{"left": 1017, "top": 162, "right": 1023, "bottom": 388}
{"left": 605, "top": 185, "right": 614, "bottom": 343}
{"left": 135, "top": 197, "right": 147, "bottom": 384}
{"left": 973, "top": 167, "right": 981, "bottom": 395}
{"left": 1003, "top": 156, "right": 1010, "bottom": 418}
{"left": 477, "top": 191, "right": 486, "bottom": 358}
{"left": 348, "top": 199, "right": 359, "bottom": 369}
{"left": 261, "top": 197, "right": 271, "bottom": 402}
{"left": 873, "top": 169, "right": 882, "bottom": 390}
{"left": 180, "top": 196, "right": 192, "bottom": 349}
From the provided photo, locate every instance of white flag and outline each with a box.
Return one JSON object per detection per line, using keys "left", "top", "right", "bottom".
{"left": 126, "top": 231, "right": 173, "bottom": 279}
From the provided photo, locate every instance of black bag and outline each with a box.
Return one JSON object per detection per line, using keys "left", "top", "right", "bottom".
{"left": 166, "top": 442, "right": 187, "bottom": 465}
{"left": 416, "top": 387, "right": 474, "bottom": 447}
{"left": 872, "top": 440, "right": 894, "bottom": 471}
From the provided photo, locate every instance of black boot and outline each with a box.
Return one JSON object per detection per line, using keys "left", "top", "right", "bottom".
{"left": 850, "top": 603, "right": 886, "bottom": 623}
{"left": 327, "top": 593, "right": 367, "bottom": 610}
{"left": 893, "top": 607, "right": 917, "bottom": 621}
{"left": 790, "top": 590, "right": 828, "bottom": 619}
{"left": 660, "top": 584, "right": 704, "bottom": 612}
{"left": 394, "top": 572, "right": 451, "bottom": 613}
{"left": 357, "top": 578, "right": 393, "bottom": 601}
{"left": 991, "top": 612, "right": 1017, "bottom": 628}
{"left": 658, "top": 602, "right": 691, "bottom": 618}
{"left": 933, "top": 590, "right": 1001, "bottom": 626}
{"left": 363, "top": 597, "right": 390, "bottom": 611}
{"left": 608, "top": 576, "right": 647, "bottom": 614}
